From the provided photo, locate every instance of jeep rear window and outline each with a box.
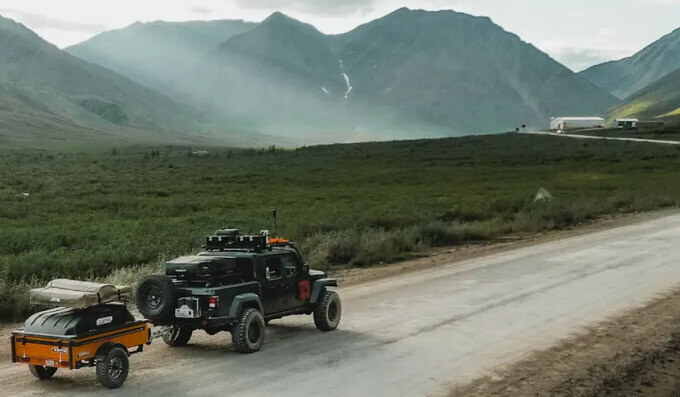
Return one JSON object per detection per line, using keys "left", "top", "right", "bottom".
{"left": 236, "top": 258, "right": 255, "bottom": 282}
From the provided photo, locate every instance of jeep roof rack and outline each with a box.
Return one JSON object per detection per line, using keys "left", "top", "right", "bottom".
{"left": 204, "top": 229, "right": 296, "bottom": 253}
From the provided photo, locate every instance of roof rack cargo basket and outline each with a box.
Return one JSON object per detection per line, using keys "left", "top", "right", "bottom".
{"left": 205, "top": 230, "right": 270, "bottom": 251}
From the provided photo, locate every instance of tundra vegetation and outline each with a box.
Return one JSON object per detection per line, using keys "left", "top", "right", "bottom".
{"left": 2, "top": 134, "right": 680, "bottom": 320}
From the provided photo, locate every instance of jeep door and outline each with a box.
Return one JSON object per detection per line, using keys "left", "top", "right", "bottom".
{"left": 280, "top": 252, "right": 306, "bottom": 311}
{"left": 261, "top": 255, "right": 286, "bottom": 315}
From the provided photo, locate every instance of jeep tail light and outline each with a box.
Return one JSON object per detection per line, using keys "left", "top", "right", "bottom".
{"left": 208, "top": 296, "right": 219, "bottom": 308}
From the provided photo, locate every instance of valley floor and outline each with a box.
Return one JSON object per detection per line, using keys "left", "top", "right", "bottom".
{"left": 3, "top": 133, "right": 680, "bottom": 320}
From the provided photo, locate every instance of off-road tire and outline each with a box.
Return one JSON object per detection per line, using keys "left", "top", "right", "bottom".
{"left": 96, "top": 347, "right": 129, "bottom": 389}
{"left": 163, "top": 326, "right": 193, "bottom": 347}
{"left": 136, "top": 274, "right": 177, "bottom": 322}
{"left": 314, "top": 290, "right": 342, "bottom": 331}
{"left": 231, "top": 308, "right": 265, "bottom": 354}
{"left": 29, "top": 365, "right": 57, "bottom": 380}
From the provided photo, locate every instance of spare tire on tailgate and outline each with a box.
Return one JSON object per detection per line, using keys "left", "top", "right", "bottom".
{"left": 136, "top": 275, "right": 177, "bottom": 322}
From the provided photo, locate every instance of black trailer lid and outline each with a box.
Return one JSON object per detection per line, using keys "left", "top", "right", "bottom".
{"left": 21, "top": 304, "right": 135, "bottom": 337}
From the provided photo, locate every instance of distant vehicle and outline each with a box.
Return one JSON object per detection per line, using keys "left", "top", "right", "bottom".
{"left": 136, "top": 229, "right": 341, "bottom": 353}
{"left": 550, "top": 117, "right": 605, "bottom": 131}
{"left": 611, "top": 118, "right": 639, "bottom": 129}
{"left": 11, "top": 280, "right": 157, "bottom": 389}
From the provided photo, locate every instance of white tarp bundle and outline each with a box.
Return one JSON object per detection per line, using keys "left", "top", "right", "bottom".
{"left": 30, "top": 279, "right": 131, "bottom": 309}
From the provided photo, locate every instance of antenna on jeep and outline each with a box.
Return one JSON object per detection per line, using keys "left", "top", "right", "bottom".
{"left": 272, "top": 209, "right": 278, "bottom": 237}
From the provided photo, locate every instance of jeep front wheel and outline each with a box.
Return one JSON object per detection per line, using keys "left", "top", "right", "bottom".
{"left": 231, "top": 308, "right": 265, "bottom": 354}
{"left": 163, "top": 326, "right": 193, "bottom": 347}
{"left": 314, "top": 290, "right": 342, "bottom": 331}
{"left": 29, "top": 365, "right": 57, "bottom": 380}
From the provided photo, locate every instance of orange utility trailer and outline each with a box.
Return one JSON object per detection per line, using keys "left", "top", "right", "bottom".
{"left": 11, "top": 280, "right": 158, "bottom": 389}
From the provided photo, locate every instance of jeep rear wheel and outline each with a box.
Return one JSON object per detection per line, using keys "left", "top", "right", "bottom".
{"left": 29, "top": 365, "right": 57, "bottom": 380}
{"left": 163, "top": 326, "right": 193, "bottom": 347}
{"left": 231, "top": 308, "right": 265, "bottom": 354}
{"left": 96, "top": 347, "right": 129, "bottom": 389}
{"left": 314, "top": 290, "right": 342, "bottom": 331}
{"left": 136, "top": 275, "right": 177, "bottom": 322}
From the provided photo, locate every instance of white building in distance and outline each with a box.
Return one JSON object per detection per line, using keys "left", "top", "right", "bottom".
{"left": 550, "top": 117, "right": 605, "bottom": 131}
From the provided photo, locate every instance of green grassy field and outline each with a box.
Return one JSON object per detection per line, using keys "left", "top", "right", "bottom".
{"left": 577, "top": 124, "right": 680, "bottom": 142}
{"left": 2, "top": 134, "right": 680, "bottom": 320}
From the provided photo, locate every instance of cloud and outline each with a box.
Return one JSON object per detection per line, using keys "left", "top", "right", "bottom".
{"left": 0, "top": 8, "right": 106, "bottom": 33}
{"left": 234, "top": 0, "right": 376, "bottom": 16}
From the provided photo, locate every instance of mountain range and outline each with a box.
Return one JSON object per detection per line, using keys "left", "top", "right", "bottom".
{"left": 9, "top": 8, "right": 680, "bottom": 146}
{"left": 578, "top": 27, "right": 680, "bottom": 123}
{"left": 580, "top": 28, "right": 680, "bottom": 100}
{"left": 66, "top": 8, "right": 618, "bottom": 140}
{"left": 0, "top": 15, "right": 210, "bottom": 147}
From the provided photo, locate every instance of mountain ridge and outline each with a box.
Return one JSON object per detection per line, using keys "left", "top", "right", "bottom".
{"left": 608, "top": 65, "right": 680, "bottom": 121}
{"left": 580, "top": 27, "right": 680, "bottom": 99}
{"left": 185, "top": 9, "right": 618, "bottom": 138}
{"left": 10, "top": 9, "right": 621, "bottom": 144}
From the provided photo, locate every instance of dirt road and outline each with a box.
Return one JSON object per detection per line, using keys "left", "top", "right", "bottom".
{"left": 3, "top": 213, "right": 680, "bottom": 396}
{"left": 452, "top": 288, "right": 680, "bottom": 396}
{"left": 523, "top": 130, "right": 680, "bottom": 145}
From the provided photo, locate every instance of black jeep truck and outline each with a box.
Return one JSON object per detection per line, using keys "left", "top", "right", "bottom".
{"left": 135, "top": 229, "right": 341, "bottom": 353}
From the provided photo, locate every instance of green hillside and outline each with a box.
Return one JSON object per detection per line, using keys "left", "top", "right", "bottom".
{"left": 607, "top": 66, "right": 680, "bottom": 122}
{"left": 580, "top": 27, "right": 680, "bottom": 99}
{"left": 0, "top": 16, "right": 204, "bottom": 131}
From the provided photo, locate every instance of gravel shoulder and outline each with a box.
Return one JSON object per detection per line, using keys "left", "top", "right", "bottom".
{"left": 451, "top": 288, "right": 680, "bottom": 397}
{"left": 333, "top": 208, "right": 680, "bottom": 286}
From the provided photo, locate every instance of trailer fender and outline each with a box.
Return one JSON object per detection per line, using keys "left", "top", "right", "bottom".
{"left": 310, "top": 279, "right": 338, "bottom": 305}
{"left": 229, "top": 293, "right": 263, "bottom": 317}
{"left": 95, "top": 342, "right": 128, "bottom": 360}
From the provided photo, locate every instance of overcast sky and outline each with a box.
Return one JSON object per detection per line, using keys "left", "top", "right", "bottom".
{"left": 1, "top": 0, "right": 679, "bottom": 71}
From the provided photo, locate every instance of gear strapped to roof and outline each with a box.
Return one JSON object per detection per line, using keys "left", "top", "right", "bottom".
{"left": 29, "top": 279, "right": 132, "bottom": 309}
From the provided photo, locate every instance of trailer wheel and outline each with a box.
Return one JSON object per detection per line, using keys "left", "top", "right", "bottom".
{"left": 163, "top": 326, "right": 193, "bottom": 347}
{"left": 314, "top": 290, "right": 342, "bottom": 331}
{"left": 136, "top": 274, "right": 177, "bottom": 322}
{"left": 231, "top": 308, "right": 265, "bottom": 354}
{"left": 96, "top": 347, "right": 129, "bottom": 389}
{"left": 29, "top": 365, "right": 57, "bottom": 380}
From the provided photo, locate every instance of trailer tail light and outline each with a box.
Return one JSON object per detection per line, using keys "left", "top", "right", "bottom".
{"left": 19, "top": 356, "right": 30, "bottom": 363}
{"left": 208, "top": 296, "right": 219, "bottom": 308}
{"left": 59, "top": 361, "right": 70, "bottom": 368}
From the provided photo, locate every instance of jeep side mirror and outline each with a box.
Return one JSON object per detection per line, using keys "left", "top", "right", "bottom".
{"left": 302, "top": 263, "right": 309, "bottom": 274}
